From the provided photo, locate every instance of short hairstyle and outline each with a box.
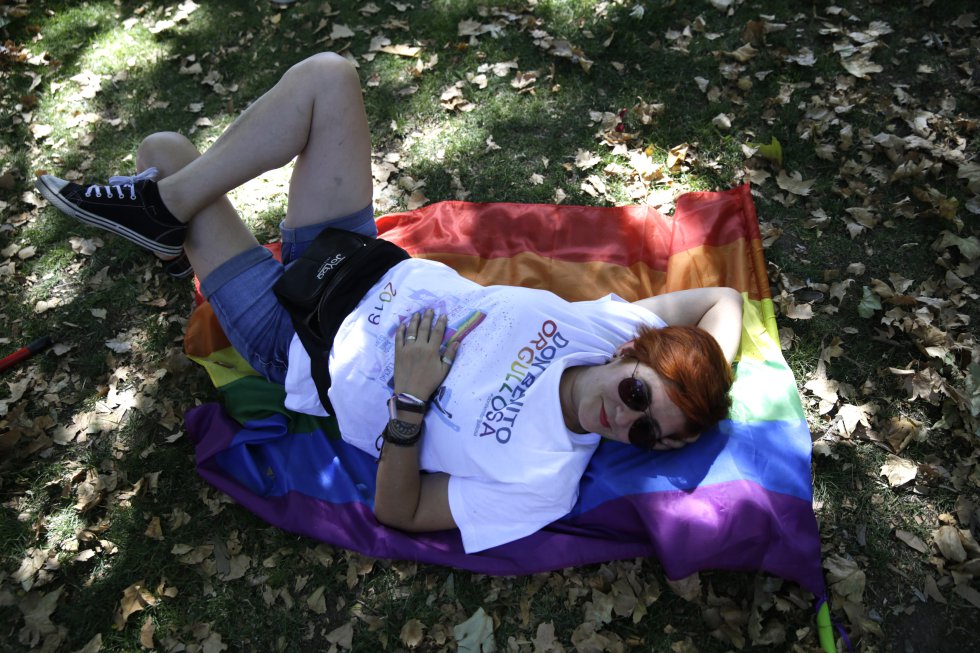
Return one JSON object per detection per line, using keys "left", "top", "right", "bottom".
{"left": 623, "top": 325, "right": 734, "bottom": 438}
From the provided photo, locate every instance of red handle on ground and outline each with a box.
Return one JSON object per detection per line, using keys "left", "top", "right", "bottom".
{"left": 0, "top": 336, "right": 53, "bottom": 373}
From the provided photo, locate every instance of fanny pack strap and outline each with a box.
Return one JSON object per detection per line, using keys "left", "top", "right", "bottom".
{"left": 273, "top": 228, "right": 410, "bottom": 413}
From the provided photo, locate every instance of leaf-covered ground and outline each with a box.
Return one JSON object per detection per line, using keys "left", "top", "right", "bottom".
{"left": 1, "top": 0, "right": 978, "bottom": 651}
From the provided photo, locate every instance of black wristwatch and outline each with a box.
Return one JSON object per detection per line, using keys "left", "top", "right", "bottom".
{"left": 387, "top": 392, "right": 427, "bottom": 419}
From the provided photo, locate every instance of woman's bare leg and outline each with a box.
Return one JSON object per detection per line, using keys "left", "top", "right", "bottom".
{"left": 36, "top": 52, "right": 372, "bottom": 278}
{"left": 157, "top": 52, "right": 373, "bottom": 230}
{"left": 135, "top": 133, "right": 258, "bottom": 282}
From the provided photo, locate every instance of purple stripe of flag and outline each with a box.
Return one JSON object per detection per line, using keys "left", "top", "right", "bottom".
{"left": 188, "top": 404, "right": 823, "bottom": 594}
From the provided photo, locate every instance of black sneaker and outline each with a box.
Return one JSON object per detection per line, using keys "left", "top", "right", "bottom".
{"left": 34, "top": 167, "right": 187, "bottom": 257}
{"left": 162, "top": 252, "right": 194, "bottom": 279}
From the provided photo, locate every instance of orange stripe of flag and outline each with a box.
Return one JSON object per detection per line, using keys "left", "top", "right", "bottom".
{"left": 378, "top": 185, "right": 758, "bottom": 268}
{"left": 416, "top": 238, "right": 769, "bottom": 303}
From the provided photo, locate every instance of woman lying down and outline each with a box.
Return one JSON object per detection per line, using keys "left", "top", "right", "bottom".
{"left": 34, "top": 52, "right": 743, "bottom": 552}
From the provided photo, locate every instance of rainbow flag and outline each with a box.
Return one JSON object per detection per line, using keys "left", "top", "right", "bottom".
{"left": 184, "top": 185, "right": 825, "bottom": 606}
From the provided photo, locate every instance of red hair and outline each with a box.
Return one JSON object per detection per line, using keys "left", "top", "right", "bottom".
{"left": 625, "top": 325, "right": 734, "bottom": 437}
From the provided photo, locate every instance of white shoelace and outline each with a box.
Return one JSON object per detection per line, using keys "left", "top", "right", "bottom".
{"left": 84, "top": 167, "right": 159, "bottom": 200}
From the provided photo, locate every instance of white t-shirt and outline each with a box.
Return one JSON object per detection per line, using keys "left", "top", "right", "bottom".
{"left": 284, "top": 258, "right": 665, "bottom": 552}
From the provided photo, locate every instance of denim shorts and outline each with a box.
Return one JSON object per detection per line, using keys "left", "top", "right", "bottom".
{"left": 200, "top": 205, "right": 377, "bottom": 384}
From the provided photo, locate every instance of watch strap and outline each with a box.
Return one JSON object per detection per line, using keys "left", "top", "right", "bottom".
{"left": 387, "top": 393, "right": 427, "bottom": 420}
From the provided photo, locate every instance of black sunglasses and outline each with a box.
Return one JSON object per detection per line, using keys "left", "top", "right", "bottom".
{"left": 618, "top": 360, "right": 663, "bottom": 449}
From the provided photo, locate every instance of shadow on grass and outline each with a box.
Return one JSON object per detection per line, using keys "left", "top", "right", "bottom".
{"left": 8, "top": 0, "right": 929, "bottom": 650}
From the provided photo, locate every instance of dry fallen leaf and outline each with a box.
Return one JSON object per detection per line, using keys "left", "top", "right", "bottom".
{"left": 72, "top": 633, "right": 103, "bottom": 653}
{"left": 953, "top": 584, "right": 980, "bottom": 609}
{"left": 880, "top": 455, "right": 918, "bottom": 487}
{"left": 407, "top": 190, "right": 429, "bottom": 210}
{"left": 140, "top": 614, "right": 156, "bottom": 648}
{"left": 400, "top": 619, "right": 424, "bottom": 648}
{"left": 923, "top": 575, "right": 947, "bottom": 604}
{"left": 378, "top": 44, "right": 421, "bottom": 58}
{"left": 574, "top": 149, "right": 601, "bottom": 170}
{"left": 330, "top": 23, "right": 355, "bottom": 39}
{"left": 113, "top": 581, "right": 157, "bottom": 630}
{"left": 933, "top": 525, "right": 967, "bottom": 563}
{"left": 840, "top": 54, "right": 883, "bottom": 78}
{"left": 711, "top": 113, "right": 732, "bottom": 130}
{"left": 776, "top": 169, "right": 815, "bottom": 196}
{"left": 306, "top": 586, "right": 327, "bottom": 614}
{"left": 666, "top": 143, "right": 690, "bottom": 173}
{"left": 454, "top": 607, "right": 495, "bottom": 653}
{"left": 326, "top": 621, "right": 355, "bottom": 649}
{"left": 895, "top": 529, "right": 928, "bottom": 553}
{"left": 18, "top": 586, "right": 64, "bottom": 648}
{"left": 532, "top": 622, "right": 560, "bottom": 652}
{"left": 144, "top": 516, "right": 164, "bottom": 540}
{"left": 837, "top": 403, "right": 876, "bottom": 436}
{"left": 666, "top": 572, "right": 701, "bottom": 601}
{"left": 824, "top": 554, "right": 865, "bottom": 602}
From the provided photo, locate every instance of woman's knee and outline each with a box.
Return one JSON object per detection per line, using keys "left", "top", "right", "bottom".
{"left": 136, "top": 131, "right": 201, "bottom": 177}
{"left": 286, "top": 52, "right": 359, "bottom": 90}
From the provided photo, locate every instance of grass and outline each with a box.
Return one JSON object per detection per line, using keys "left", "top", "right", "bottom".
{"left": 2, "top": 0, "right": 979, "bottom": 651}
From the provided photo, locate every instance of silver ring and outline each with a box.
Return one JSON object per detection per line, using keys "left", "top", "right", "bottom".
{"left": 441, "top": 355, "right": 453, "bottom": 365}
{"left": 406, "top": 335, "right": 417, "bottom": 341}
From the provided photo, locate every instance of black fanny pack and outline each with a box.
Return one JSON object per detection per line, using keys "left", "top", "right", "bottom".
{"left": 273, "top": 228, "right": 410, "bottom": 413}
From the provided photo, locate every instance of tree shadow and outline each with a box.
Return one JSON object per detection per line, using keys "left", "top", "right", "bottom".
{"left": 14, "top": 0, "right": 963, "bottom": 650}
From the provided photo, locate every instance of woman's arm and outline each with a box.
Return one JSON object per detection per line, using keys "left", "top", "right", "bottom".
{"left": 633, "top": 287, "right": 743, "bottom": 362}
{"left": 373, "top": 309, "right": 459, "bottom": 532}
{"left": 373, "top": 427, "right": 454, "bottom": 531}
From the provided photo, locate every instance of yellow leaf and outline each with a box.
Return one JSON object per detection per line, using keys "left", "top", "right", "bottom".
{"left": 879, "top": 417, "right": 921, "bottom": 453}
{"left": 748, "top": 136, "right": 782, "bottom": 167}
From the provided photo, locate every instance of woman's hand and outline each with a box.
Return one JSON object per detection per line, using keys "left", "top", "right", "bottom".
{"left": 394, "top": 309, "right": 459, "bottom": 399}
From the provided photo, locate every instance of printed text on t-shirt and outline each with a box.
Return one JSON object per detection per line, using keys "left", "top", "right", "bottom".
{"left": 475, "top": 319, "right": 569, "bottom": 443}
{"left": 367, "top": 281, "right": 397, "bottom": 325}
